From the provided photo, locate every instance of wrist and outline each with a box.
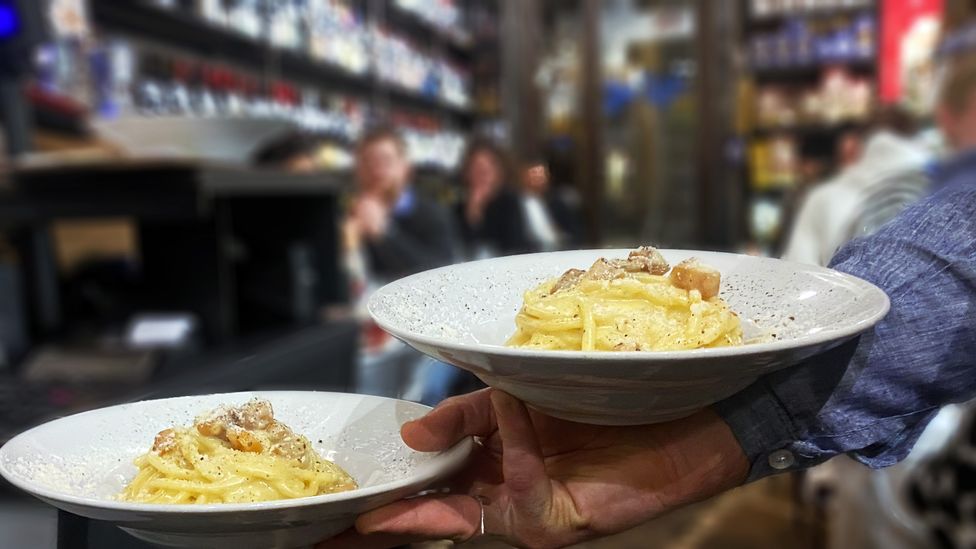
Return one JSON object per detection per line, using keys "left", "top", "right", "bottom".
{"left": 651, "top": 409, "right": 749, "bottom": 507}
{"left": 712, "top": 379, "right": 823, "bottom": 482}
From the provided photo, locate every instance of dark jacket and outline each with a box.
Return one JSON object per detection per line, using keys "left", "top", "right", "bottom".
{"left": 456, "top": 189, "right": 530, "bottom": 258}
{"left": 545, "top": 189, "right": 584, "bottom": 249}
{"left": 366, "top": 190, "right": 459, "bottom": 281}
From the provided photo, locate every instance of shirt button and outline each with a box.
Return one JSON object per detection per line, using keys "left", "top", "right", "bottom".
{"left": 768, "top": 449, "right": 796, "bottom": 470}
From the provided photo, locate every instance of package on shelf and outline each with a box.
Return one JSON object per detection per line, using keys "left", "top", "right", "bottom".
{"left": 395, "top": 0, "right": 462, "bottom": 32}
{"left": 307, "top": 0, "right": 370, "bottom": 75}
{"left": 268, "top": 0, "right": 304, "bottom": 50}
{"left": 199, "top": 0, "right": 229, "bottom": 27}
{"left": 753, "top": 67, "right": 873, "bottom": 128}
{"left": 372, "top": 26, "right": 428, "bottom": 93}
{"left": 749, "top": 136, "right": 798, "bottom": 190}
{"left": 404, "top": 129, "right": 465, "bottom": 171}
{"left": 750, "top": 0, "right": 873, "bottom": 18}
{"left": 749, "top": 198, "right": 784, "bottom": 243}
{"left": 371, "top": 25, "right": 471, "bottom": 107}
{"left": 750, "top": 11, "right": 875, "bottom": 69}
{"left": 50, "top": 0, "right": 92, "bottom": 38}
{"left": 819, "top": 67, "right": 872, "bottom": 123}
{"left": 439, "top": 61, "right": 471, "bottom": 108}
{"left": 387, "top": 112, "right": 466, "bottom": 171}
{"left": 293, "top": 90, "right": 366, "bottom": 141}
{"left": 757, "top": 86, "right": 799, "bottom": 127}
{"left": 228, "top": 0, "right": 264, "bottom": 39}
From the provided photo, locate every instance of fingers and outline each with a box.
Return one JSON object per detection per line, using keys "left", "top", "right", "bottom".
{"left": 359, "top": 495, "right": 483, "bottom": 538}
{"left": 491, "top": 391, "right": 552, "bottom": 518}
{"left": 317, "top": 495, "right": 484, "bottom": 549}
{"left": 325, "top": 392, "right": 555, "bottom": 549}
{"left": 402, "top": 388, "right": 497, "bottom": 452}
{"left": 316, "top": 529, "right": 411, "bottom": 549}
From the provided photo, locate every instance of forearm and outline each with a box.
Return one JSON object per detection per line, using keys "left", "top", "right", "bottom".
{"left": 716, "top": 185, "right": 976, "bottom": 481}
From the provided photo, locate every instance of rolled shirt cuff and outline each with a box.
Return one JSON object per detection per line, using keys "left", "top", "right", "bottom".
{"left": 712, "top": 378, "right": 831, "bottom": 482}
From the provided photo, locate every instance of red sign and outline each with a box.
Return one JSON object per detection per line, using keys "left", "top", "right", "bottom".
{"left": 881, "top": 0, "right": 944, "bottom": 103}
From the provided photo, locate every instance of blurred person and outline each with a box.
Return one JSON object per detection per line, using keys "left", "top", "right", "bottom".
{"left": 519, "top": 160, "right": 583, "bottom": 251}
{"left": 251, "top": 131, "right": 320, "bottom": 172}
{"left": 316, "top": 48, "right": 976, "bottom": 549}
{"left": 902, "top": 49, "right": 976, "bottom": 549}
{"left": 837, "top": 129, "right": 866, "bottom": 170}
{"left": 407, "top": 140, "right": 528, "bottom": 406}
{"left": 783, "top": 107, "right": 933, "bottom": 267}
{"left": 345, "top": 127, "right": 459, "bottom": 400}
{"left": 789, "top": 49, "right": 976, "bottom": 549}
{"left": 456, "top": 139, "right": 530, "bottom": 259}
{"left": 408, "top": 139, "right": 530, "bottom": 407}
{"left": 344, "top": 127, "right": 458, "bottom": 282}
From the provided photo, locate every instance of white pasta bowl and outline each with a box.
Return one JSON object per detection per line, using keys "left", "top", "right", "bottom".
{"left": 0, "top": 392, "right": 473, "bottom": 549}
{"left": 369, "top": 249, "right": 890, "bottom": 425}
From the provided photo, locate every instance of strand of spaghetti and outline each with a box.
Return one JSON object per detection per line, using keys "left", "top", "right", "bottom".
{"left": 522, "top": 302, "right": 570, "bottom": 320}
{"left": 235, "top": 460, "right": 322, "bottom": 482}
{"left": 148, "top": 475, "right": 248, "bottom": 494}
{"left": 122, "top": 468, "right": 153, "bottom": 498}
{"left": 580, "top": 299, "right": 595, "bottom": 351}
{"left": 516, "top": 314, "right": 582, "bottom": 333}
{"left": 146, "top": 452, "right": 196, "bottom": 481}
{"left": 272, "top": 479, "right": 310, "bottom": 499}
{"left": 195, "top": 435, "right": 228, "bottom": 452}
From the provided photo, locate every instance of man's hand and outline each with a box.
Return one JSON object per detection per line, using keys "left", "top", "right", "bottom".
{"left": 318, "top": 389, "right": 749, "bottom": 549}
{"left": 350, "top": 196, "right": 389, "bottom": 240}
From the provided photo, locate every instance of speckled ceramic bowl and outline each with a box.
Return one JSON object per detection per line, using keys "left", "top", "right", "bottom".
{"left": 369, "top": 249, "right": 890, "bottom": 425}
{"left": 0, "top": 392, "right": 472, "bottom": 549}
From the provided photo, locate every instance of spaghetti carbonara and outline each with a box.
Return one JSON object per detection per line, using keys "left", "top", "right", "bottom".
{"left": 120, "top": 399, "right": 356, "bottom": 504}
{"left": 507, "top": 247, "right": 742, "bottom": 351}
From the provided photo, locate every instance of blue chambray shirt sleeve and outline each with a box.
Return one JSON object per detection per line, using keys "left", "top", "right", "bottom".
{"left": 713, "top": 182, "right": 976, "bottom": 482}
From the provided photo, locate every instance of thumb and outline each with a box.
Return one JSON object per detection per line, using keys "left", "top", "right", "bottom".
{"left": 401, "top": 389, "right": 496, "bottom": 452}
{"left": 491, "top": 391, "right": 552, "bottom": 518}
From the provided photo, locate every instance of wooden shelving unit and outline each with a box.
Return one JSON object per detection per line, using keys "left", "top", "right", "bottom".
{"left": 739, "top": 0, "right": 879, "bottom": 251}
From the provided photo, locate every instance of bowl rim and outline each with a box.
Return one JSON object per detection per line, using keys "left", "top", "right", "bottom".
{"left": 368, "top": 248, "right": 891, "bottom": 361}
{"left": 0, "top": 391, "right": 473, "bottom": 514}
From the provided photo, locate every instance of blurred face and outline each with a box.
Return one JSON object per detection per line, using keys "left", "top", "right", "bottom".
{"left": 356, "top": 138, "right": 411, "bottom": 199}
{"left": 467, "top": 151, "right": 502, "bottom": 197}
{"left": 938, "top": 89, "right": 976, "bottom": 152}
{"left": 522, "top": 164, "right": 549, "bottom": 195}
{"left": 836, "top": 133, "right": 864, "bottom": 168}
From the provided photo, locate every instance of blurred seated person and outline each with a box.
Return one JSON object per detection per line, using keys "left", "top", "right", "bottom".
{"left": 783, "top": 108, "right": 933, "bottom": 266}
{"left": 251, "top": 131, "right": 320, "bottom": 172}
{"left": 519, "top": 160, "right": 584, "bottom": 251}
{"left": 836, "top": 129, "right": 867, "bottom": 170}
{"left": 344, "top": 127, "right": 459, "bottom": 283}
{"left": 456, "top": 139, "right": 530, "bottom": 259}
{"left": 344, "top": 127, "right": 459, "bottom": 400}
{"left": 783, "top": 110, "right": 947, "bottom": 549}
